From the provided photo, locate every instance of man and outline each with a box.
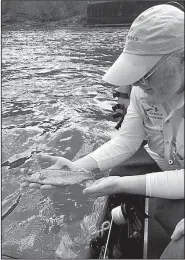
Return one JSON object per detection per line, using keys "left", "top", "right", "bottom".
{"left": 22, "top": 4, "right": 184, "bottom": 258}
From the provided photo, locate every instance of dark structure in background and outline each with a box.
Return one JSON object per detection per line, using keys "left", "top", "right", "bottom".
{"left": 87, "top": 0, "right": 184, "bottom": 26}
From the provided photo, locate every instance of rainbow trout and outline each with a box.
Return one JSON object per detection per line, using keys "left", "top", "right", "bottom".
{"left": 25, "top": 168, "right": 100, "bottom": 186}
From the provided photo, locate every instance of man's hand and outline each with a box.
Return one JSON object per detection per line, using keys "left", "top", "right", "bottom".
{"left": 83, "top": 176, "right": 121, "bottom": 197}
{"left": 171, "top": 218, "right": 184, "bottom": 241}
{"left": 21, "top": 154, "right": 80, "bottom": 190}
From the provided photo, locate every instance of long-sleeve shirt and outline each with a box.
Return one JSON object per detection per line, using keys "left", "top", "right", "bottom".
{"left": 146, "top": 169, "right": 184, "bottom": 199}
{"left": 88, "top": 86, "right": 184, "bottom": 197}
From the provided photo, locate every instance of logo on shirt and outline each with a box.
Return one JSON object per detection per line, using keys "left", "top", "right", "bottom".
{"left": 140, "top": 99, "right": 163, "bottom": 121}
{"left": 150, "top": 105, "right": 159, "bottom": 113}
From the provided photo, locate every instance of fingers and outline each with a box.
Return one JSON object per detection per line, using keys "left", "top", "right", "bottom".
{"left": 25, "top": 178, "right": 43, "bottom": 184}
{"left": 90, "top": 178, "right": 106, "bottom": 187}
{"left": 39, "top": 154, "right": 60, "bottom": 163}
{"left": 40, "top": 184, "right": 56, "bottom": 189}
{"left": 22, "top": 180, "right": 42, "bottom": 188}
{"left": 21, "top": 181, "right": 57, "bottom": 190}
{"left": 21, "top": 177, "right": 67, "bottom": 189}
{"left": 83, "top": 188, "right": 106, "bottom": 198}
{"left": 20, "top": 181, "right": 30, "bottom": 188}
{"left": 29, "top": 183, "right": 42, "bottom": 189}
{"left": 21, "top": 180, "right": 56, "bottom": 189}
{"left": 83, "top": 188, "right": 94, "bottom": 195}
{"left": 39, "top": 179, "right": 63, "bottom": 186}
{"left": 21, "top": 181, "right": 42, "bottom": 189}
{"left": 83, "top": 177, "right": 106, "bottom": 193}
{"left": 83, "top": 184, "right": 103, "bottom": 195}
{"left": 83, "top": 177, "right": 119, "bottom": 196}
{"left": 84, "top": 180, "right": 94, "bottom": 188}
{"left": 40, "top": 155, "right": 73, "bottom": 169}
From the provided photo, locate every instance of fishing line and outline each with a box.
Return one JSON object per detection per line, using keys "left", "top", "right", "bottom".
{"left": 103, "top": 217, "right": 113, "bottom": 259}
{"left": 100, "top": 206, "right": 127, "bottom": 258}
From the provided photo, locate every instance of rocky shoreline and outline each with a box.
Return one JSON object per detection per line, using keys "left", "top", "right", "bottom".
{"left": 2, "top": 1, "right": 88, "bottom": 28}
{"left": 2, "top": 14, "right": 88, "bottom": 28}
{"left": 1, "top": 14, "right": 87, "bottom": 27}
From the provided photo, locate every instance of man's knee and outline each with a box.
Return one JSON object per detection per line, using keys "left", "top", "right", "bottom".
{"left": 160, "top": 236, "right": 184, "bottom": 259}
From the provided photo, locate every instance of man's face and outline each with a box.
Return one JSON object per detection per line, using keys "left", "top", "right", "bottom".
{"left": 136, "top": 52, "right": 184, "bottom": 105}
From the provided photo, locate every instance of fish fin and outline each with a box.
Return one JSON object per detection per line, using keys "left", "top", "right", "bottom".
{"left": 84, "top": 180, "right": 94, "bottom": 188}
{"left": 62, "top": 165, "right": 71, "bottom": 170}
{"left": 79, "top": 168, "right": 91, "bottom": 173}
{"left": 92, "top": 168, "right": 101, "bottom": 174}
{"left": 25, "top": 177, "right": 44, "bottom": 184}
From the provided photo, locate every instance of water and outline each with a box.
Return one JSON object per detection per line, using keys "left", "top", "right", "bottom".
{"left": 2, "top": 24, "right": 128, "bottom": 259}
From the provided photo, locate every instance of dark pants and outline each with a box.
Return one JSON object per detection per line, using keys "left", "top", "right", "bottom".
{"left": 109, "top": 146, "right": 184, "bottom": 259}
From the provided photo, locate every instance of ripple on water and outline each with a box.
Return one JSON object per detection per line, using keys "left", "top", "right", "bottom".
{"left": 2, "top": 25, "right": 127, "bottom": 258}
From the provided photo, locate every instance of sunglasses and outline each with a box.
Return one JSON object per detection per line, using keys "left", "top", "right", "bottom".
{"left": 137, "top": 49, "right": 183, "bottom": 86}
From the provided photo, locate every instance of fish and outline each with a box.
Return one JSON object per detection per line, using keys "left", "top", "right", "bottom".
{"left": 24, "top": 168, "right": 101, "bottom": 187}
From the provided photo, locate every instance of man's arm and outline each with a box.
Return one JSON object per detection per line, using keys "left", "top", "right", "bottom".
{"left": 84, "top": 169, "right": 184, "bottom": 199}
{"left": 117, "top": 169, "right": 184, "bottom": 199}
{"left": 75, "top": 87, "right": 146, "bottom": 172}
{"left": 73, "top": 155, "right": 99, "bottom": 172}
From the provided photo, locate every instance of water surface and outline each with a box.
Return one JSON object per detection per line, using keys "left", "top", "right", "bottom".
{"left": 2, "top": 24, "right": 128, "bottom": 259}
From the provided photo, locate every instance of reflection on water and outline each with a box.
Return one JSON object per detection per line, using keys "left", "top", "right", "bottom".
{"left": 2, "top": 25, "right": 128, "bottom": 258}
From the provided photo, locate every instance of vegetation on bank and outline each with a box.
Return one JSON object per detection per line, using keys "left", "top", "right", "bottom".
{"left": 3, "top": 0, "right": 184, "bottom": 27}
{"left": 2, "top": 1, "right": 88, "bottom": 26}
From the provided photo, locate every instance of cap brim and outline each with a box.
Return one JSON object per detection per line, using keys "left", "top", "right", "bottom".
{"left": 102, "top": 52, "right": 162, "bottom": 86}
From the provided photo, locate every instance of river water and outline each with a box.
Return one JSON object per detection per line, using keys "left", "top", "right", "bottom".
{"left": 2, "top": 24, "right": 128, "bottom": 259}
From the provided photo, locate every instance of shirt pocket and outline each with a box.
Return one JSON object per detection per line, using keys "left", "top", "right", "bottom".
{"left": 144, "top": 125, "right": 164, "bottom": 156}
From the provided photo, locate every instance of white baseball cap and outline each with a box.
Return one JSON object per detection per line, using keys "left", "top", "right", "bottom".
{"left": 103, "top": 4, "right": 184, "bottom": 86}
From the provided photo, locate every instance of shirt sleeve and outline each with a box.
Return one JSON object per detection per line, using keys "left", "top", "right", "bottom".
{"left": 146, "top": 169, "right": 184, "bottom": 199}
{"left": 89, "top": 87, "right": 146, "bottom": 171}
